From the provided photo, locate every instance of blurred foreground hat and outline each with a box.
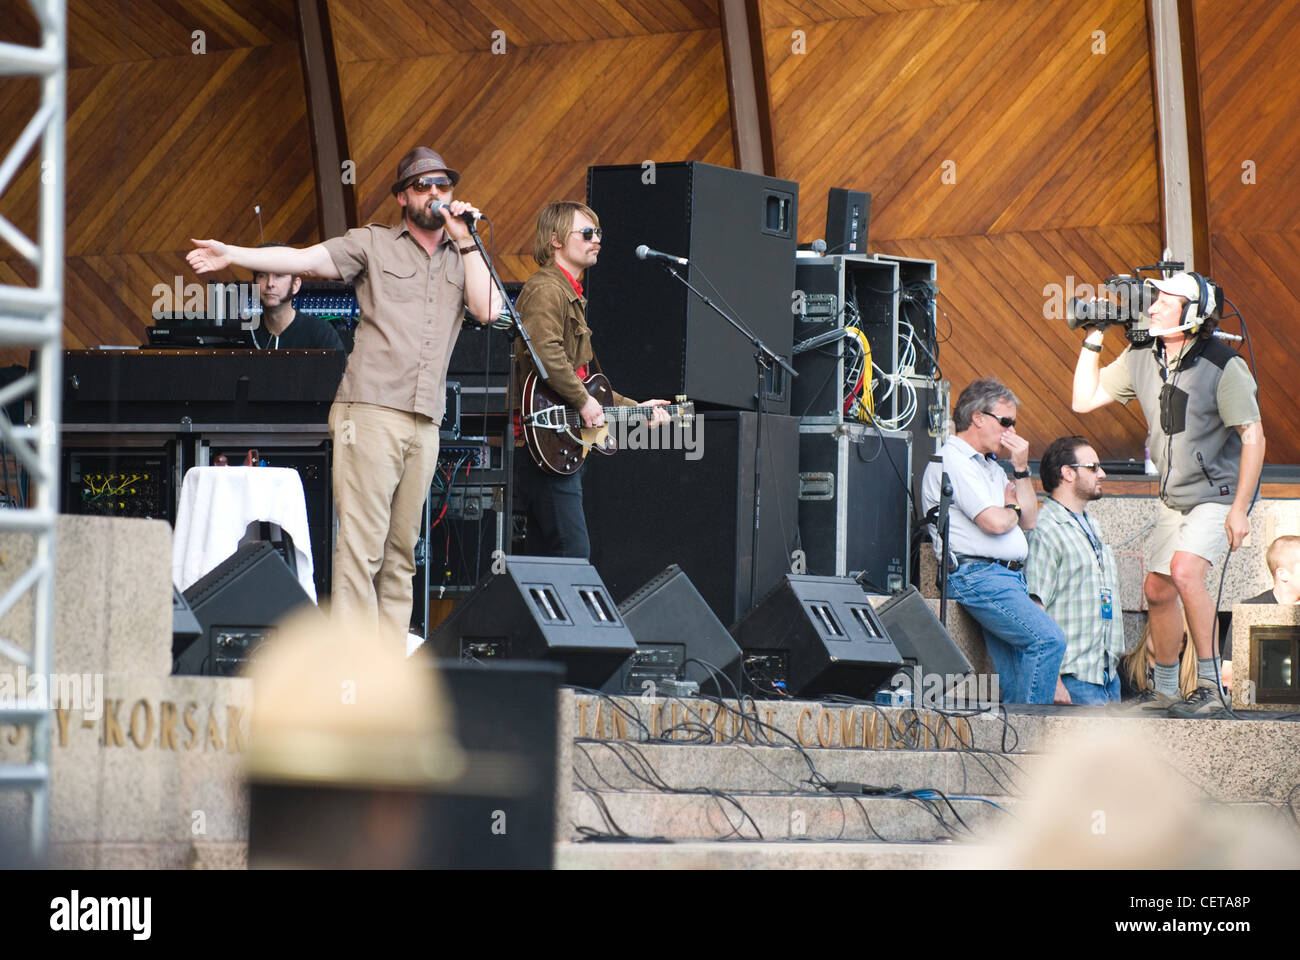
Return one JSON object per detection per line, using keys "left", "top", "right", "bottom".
{"left": 246, "top": 611, "right": 465, "bottom": 789}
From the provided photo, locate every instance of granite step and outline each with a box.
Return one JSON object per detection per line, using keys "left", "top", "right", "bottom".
{"left": 571, "top": 739, "right": 1034, "bottom": 798}
{"left": 555, "top": 839, "right": 983, "bottom": 870}
{"left": 569, "top": 789, "right": 1011, "bottom": 842}
{"left": 569, "top": 695, "right": 1300, "bottom": 804}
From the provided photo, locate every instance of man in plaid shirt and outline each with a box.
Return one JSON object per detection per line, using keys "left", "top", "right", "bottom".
{"left": 1024, "top": 435, "right": 1126, "bottom": 705}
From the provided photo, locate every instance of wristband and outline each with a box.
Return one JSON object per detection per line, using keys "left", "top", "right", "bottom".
{"left": 458, "top": 244, "right": 478, "bottom": 256}
{"left": 1013, "top": 468, "right": 1031, "bottom": 479}
{"left": 1006, "top": 504, "right": 1021, "bottom": 514}
{"left": 1082, "top": 340, "right": 1103, "bottom": 353}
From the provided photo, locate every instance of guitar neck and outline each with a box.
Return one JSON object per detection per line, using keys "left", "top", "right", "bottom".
{"left": 558, "top": 402, "right": 691, "bottom": 428}
{"left": 604, "top": 403, "right": 688, "bottom": 420}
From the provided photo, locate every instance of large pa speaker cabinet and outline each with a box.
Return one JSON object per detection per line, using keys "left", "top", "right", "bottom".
{"left": 585, "top": 410, "right": 800, "bottom": 628}
{"left": 419, "top": 660, "right": 560, "bottom": 868}
{"left": 873, "top": 586, "right": 971, "bottom": 706}
{"left": 601, "top": 564, "right": 744, "bottom": 696}
{"left": 176, "top": 541, "right": 315, "bottom": 676}
{"left": 585, "top": 161, "right": 798, "bottom": 413}
{"left": 428, "top": 555, "right": 637, "bottom": 687}
{"left": 732, "top": 575, "right": 903, "bottom": 699}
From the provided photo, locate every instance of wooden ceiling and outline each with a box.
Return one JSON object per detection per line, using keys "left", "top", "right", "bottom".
{"left": 324, "top": 0, "right": 734, "bottom": 282}
{"left": 0, "top": 0, "right": 1296, "bottom": 461}
{"left": 0, "top": 1, "right": 318, "bottom": 356}
{"left": 1194, "top": 0, "right": 1300, "bottom": 461}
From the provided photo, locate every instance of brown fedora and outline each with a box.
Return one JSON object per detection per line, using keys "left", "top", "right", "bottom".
{"left": 391, "top": 147, "right": 460, "bottom": 196}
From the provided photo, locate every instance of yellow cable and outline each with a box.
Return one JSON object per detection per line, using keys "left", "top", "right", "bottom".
{"left": 844, "top": 326, "right": 873, "bottom": 420}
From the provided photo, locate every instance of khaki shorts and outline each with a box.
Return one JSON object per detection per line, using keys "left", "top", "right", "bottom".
{"left": 1146, "top": 501, "right": 1230, "bottom": 575}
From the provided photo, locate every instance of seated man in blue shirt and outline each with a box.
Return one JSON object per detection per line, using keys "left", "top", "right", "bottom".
{"left": 922, "top": 378, "right": 1066, "bottom": 704}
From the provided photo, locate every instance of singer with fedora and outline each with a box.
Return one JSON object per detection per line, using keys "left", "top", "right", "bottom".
{"left": 187, "top": 146, "right": 502, "bottom": 639}
{"left": 1072, "top": 272, "right": 1263, "bottom": 718}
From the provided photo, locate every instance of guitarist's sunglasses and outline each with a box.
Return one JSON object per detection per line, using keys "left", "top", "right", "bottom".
{"left": 571, "top": 227, "right": 604, "bottom": 241}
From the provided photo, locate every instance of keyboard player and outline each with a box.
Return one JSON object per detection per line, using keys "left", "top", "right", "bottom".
{"left": 251, "top": 242, "right": 345, "bottom": 352}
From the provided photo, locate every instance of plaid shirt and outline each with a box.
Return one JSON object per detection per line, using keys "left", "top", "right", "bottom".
{"left": 1024, "top": 497, "right": 1125, "bottom": 686}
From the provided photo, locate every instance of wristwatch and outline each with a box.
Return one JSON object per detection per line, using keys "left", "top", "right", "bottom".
{"left": 1013, "top": 468, "right": 1031, "bottom": 479}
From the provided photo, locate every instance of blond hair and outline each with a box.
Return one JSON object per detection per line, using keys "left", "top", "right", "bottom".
{"left": 1122, "top": 620, "right": 1197, "bottom": 696}
{"left": 532, "top": 201, "right": 599, "bottom": 267}
{"left": 1265, "top": 535, "right": 1300, "bottom": 577}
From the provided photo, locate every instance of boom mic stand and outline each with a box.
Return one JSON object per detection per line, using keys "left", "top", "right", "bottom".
{"left": 461, "top": 218, "right": 547, "bottom": 570}
{"left": 654, "top": 260, "right": 798, "bottom": 611}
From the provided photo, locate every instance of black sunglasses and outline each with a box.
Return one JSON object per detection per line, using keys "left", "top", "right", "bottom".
{"left": 571, "top": 227, "right": 603, "bottom": 241}
{"left": 981, "top": 410, "right": 1016, "bottom": 428}
{"left": 407, "top": 176, "right": 454, "bottom": 194}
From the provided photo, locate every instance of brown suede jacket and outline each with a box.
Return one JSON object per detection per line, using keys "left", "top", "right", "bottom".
{"left": 512, "top": 262, "right": 633, "bottom": 410}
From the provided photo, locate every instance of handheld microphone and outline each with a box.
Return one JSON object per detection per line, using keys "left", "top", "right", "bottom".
{"left": 635, "top": 244, "right": 688, "bottom": 266}
{"left": 432, "top": 200, "right": 483, "bottom": 223}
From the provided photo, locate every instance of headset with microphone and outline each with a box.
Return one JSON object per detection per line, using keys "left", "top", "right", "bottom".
{"left": 1148, "top": 271, "right": 1219, "bottom": 338}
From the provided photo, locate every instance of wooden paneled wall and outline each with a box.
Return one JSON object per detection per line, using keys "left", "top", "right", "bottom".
{"left": 1193, "top": 0, "right": 1300, "bottom": 463}
{"left": 0, "top": 0, "right": 1295, "bottom": 464}
{"left": 0, "top": 0, "right": 318, "bottom": 361}
{"left": 758, "top": 0, "right": 1162, "bottom": 460}
{"left": 323, "top": 0, "right": 735, "bottom": 282}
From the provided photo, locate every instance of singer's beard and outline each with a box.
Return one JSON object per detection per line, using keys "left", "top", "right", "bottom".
{"left": 407, "top": 201, "right": 442, "bottom": 231}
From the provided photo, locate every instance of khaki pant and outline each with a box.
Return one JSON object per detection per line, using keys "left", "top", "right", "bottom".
{"left": 329, "top": 401, "right": 440, "bottom": 639}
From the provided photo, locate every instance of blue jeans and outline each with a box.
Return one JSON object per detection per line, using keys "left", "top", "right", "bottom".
{"left": 1060, "top": 672, "right": 1121, "bottom": 705}
{"left": 947, "top": 561, "right": 1067, "bottom": 704}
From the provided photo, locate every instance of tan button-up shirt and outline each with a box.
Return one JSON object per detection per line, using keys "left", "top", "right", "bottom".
{"left": 322, "top": 222, "right": 466, "bottom": 421}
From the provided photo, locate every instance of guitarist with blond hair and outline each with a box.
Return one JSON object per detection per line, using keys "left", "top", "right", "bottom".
{"left": 512, "top": 201, "right": 670, "bottom": 558}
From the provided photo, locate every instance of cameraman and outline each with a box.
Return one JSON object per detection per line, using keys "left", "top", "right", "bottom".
{"left": 1072, "top": 273, "right": 1263, "bottom": 719}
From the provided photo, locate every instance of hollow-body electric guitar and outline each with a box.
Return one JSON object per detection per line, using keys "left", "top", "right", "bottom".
{"left": 521, "top": 370, "right": 694, "bottom": 476}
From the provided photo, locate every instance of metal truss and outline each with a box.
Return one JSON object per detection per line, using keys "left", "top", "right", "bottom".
{"left": 0, "top": 0, "right": 65, "bottom": 864}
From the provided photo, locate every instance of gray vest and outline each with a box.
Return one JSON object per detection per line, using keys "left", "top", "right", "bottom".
{"left": 1128, "top": 339, "right": 1243, "bottom": 511}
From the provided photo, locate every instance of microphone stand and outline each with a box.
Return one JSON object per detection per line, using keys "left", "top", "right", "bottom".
{"left": 461, "top": 217, "right": 547, "bottom": 572}
{"left": 656, "top": 260, "right": 798, "bottom": 611}
{"left": 937, "top": 468, "right": 954, "bottom": 627}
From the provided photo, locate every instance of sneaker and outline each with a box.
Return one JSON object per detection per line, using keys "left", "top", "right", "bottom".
{"left": 1166, "top": 681, "right": 1231, "bottom": 720}
{"left": 1116, "top": 687, "right": 1179, "bottom": 714}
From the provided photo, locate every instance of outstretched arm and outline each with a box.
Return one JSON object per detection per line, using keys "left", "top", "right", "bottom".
{"left": 187, "top": 239, "right": 341, "bottom": 280}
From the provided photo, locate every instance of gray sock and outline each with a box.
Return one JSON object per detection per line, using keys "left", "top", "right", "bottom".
{"left": 1197, "top": 656, "right": 1221, "bottom": 685}
{"left": 1153, "top": 661, "right": 1180, "bottom": 697}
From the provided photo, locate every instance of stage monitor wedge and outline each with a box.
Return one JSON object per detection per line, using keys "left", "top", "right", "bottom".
{"left": 428, "top": 555, "right": 637, "bottom": 688}
{"left": 732, "top": 575, "right": 902, "bottom": 699}
{"left": 176, "top": 541, "right": 316, "bottom": 676}
{"left": 603, "top": 564, "right": 743, "bottom": 696}
{"left": 872, "top": 586, "right": 972, "bottom": 706}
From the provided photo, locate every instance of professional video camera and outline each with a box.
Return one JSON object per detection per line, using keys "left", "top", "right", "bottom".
{"left": 1065, "top": 260, "right": 1218, "bottom": 344}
